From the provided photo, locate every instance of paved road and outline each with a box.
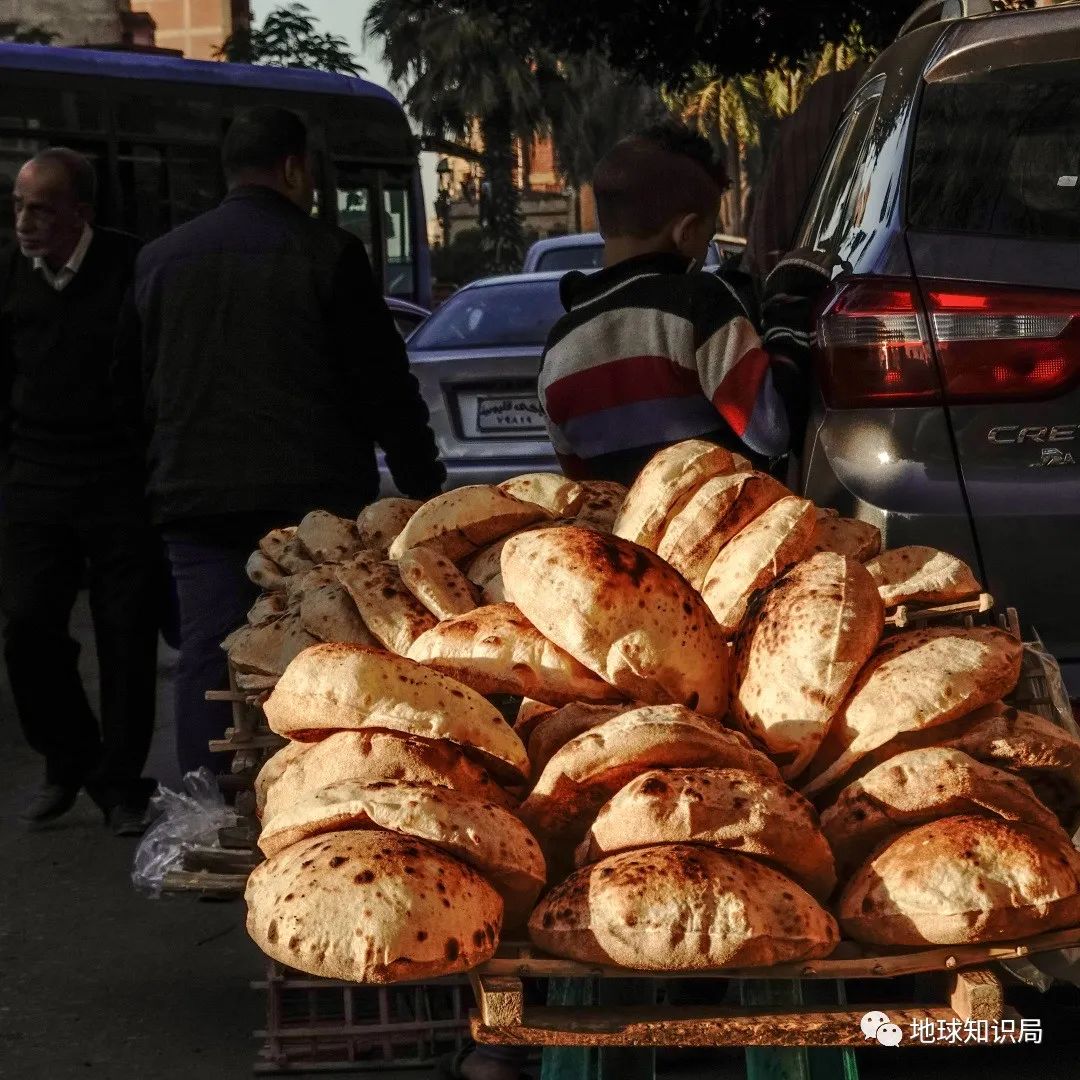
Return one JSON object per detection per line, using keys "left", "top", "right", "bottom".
{"left": 3, "top": 596, "right": 1080, "bottom": 1079}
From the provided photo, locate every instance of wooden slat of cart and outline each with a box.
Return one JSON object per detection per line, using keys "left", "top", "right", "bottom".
{"left": 470, "top": 967, "right": 1014, "bottom": 1049}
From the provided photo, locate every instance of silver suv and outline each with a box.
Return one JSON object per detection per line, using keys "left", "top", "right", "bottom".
{"left": 794, "top": 1, "right": 1080, "bottom": 689}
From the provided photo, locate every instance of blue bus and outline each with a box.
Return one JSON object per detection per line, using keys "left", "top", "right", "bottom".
{"left": 0, "top": 42, "right": 431, "bottom": 306}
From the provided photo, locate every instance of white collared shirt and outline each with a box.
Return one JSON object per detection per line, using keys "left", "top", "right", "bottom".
{"left": 33, "top": 224, "right": 93, "bottom": 291}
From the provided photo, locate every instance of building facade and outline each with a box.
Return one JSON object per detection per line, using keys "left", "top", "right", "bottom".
{"left": 0, "top": 0, "right": 245, "bottom": 57}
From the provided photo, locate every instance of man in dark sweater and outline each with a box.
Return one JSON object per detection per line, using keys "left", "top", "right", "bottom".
{"left": 0, "top": 148, "right": 158, "bottom": 834}
{"left": 115, "top": 107, "right": 444, "bottom": 775}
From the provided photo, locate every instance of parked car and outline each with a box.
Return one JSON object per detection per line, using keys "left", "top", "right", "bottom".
{"left": 385, "top": 296, "right": 430, "bottom": 338}
{"left": 792, "top": 0, "right": 1080, "bottom": 689}
{"left": 522, "top": 232, "right": 736, "bottom": 273}
{"left": 380, "top": 272, "right": 570, "bottom": 491}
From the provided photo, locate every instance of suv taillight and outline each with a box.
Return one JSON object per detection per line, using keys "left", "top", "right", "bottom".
{"left": 815, "top": 278, "right": 1080, "bottom": 407}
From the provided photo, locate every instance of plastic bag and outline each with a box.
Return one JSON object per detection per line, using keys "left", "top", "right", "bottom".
{"left": 132, "top": 768, "right": 238, "bottom": 897}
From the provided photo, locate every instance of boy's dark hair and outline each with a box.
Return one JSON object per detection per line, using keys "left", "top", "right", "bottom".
{"left": 222, "top": 106, "right": 308, "bottom": 180}
{"left": 32, "top": 147, "right": 97, "bottom": 205}
{"left": 593, "top": 121, "right": 730, "bottom": 239}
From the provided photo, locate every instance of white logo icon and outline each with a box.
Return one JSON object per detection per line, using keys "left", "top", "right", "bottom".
{"left": 861, "top": 1011, "right": 904, "bottom": 1045}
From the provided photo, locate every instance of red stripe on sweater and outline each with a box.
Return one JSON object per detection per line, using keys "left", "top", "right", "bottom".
{"left": 711, "top": 347, "right": 770, "bottom": 437}
{"left": 544, "top": 355, "right": 702, "bottom": 426}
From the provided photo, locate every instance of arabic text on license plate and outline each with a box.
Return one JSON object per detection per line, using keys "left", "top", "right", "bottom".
{"left": 476, "top": 396, "right": 545, "bottom": 432}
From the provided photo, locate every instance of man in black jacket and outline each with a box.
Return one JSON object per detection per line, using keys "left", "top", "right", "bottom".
{"left": 1, "top": 148, "right": 159, "bottom": 834}
{"left": 116, "top": 106, "right": 445, "bottom": 775}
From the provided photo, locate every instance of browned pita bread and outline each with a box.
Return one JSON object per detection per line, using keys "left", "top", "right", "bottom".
{"left": 502, "top": 527, "right": 730, "bottom": 714}
{"left": 574, "top": 480, "right": 628, "bottom": 531}
{"left": 613, "top": 440, "right": 744, "bottom": 550}
{"left": 257, "top": 779, "right": 545, "bottom": 925}
{"left": 499, "top": 473, "right": 585, "bottom": 516}
{"left": 865, "top": 545, "right": 981, "bottom": 607}
{"left": 356, "top": 498, "right": 423, "bottom": 553}
{"left": 821, "top": 747, "right": 1065, "bottom": 877}
{"left": 388, "top": 485, "right": 552, "bottom": 562}
{"left": 276, "top": 534, "right": 316, "bottom": 575}
{"left": 657, "top": 471, "right": 787, "bottom": 589}
{"left": 529, "top": 845, "right": 838, "bottom": 970}
{"left": 527, "top": 703, "right": 632, "bottom": 774}
{"left": 700, "top": 496, "right": 816, "bottom": 635}
{"left": 246, "top": 831, "right": 502, "bottom": 982}
{"left": 263, "top": 642, "right": 530, "bottom": 783}
{"left": 801, "top": 627, "right": 1024, "bottom": 797}
{"left": 838, "top": 816, "right": 1080, "bottom": 946}
{"left": 334, "top": 552, "right": 437, "bottom": 656}
{"left": 258, "top": 728, "right": 515, "bottom": 821}
{"left": 246, "top": 551, "right": 287, "bottom": 592}
{"left": 516, "top": 705, "right": 782, "bottom": 850}
{"left": 396, "top": 545, "right": 479, "bottom": 620}
{"left": 298, "top": 578, "right": 376, "bottom": 646}
{"left": 732, "top": 553, "right": 884, "bottom": 779}
{"left": 406, "top": 603, "right": 626, "bottom": 707}
{"left": 809, "top": 513, "right": 882, "bottom": 562}
{"left": 296, "top": 510, "right": 365, "bottom": 564}
{"left": 514, "top": 698, "right": 558, "bottom": 742}
{"left": 248, "top": 592, "right": 287, "bottom": 626}
{"left": 258, "top": 526, "right": 297, "bottom": 564}
{"left": 577, "top": 768, "right": 837, "bottom": 900}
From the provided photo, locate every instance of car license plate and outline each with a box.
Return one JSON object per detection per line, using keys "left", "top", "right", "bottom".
{"left": 474, "top": 394, "right": 546, "bottom": 434}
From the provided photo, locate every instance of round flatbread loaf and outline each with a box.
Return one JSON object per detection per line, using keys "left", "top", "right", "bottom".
{"left": 838, "top": 816, "right": 1080, "bottom": 946}
{"left": 516, "top": 705, "right": 781, "bottom": 848}
{"left": 821, "top": 747, "right": 1065, "bottom": 877}
{"left": 499, "top": 473, "right": 585, "bottom": 516}
{"left": 296, "top": 510, "right": 365, "bottom": 564}
{"left": 406, "top": 603, "right": 626, "bottom": 708}
{"left": 529, "top": 844, "right": 839, "bottom": 970}
{"left": 732, "top": 552, "right": 884, "bottom": 780}
{"left": 823, "top": 702, "right": 1080, "bottom": 831}
{"left": 259, "top": 526, "right": 298, "bottom": 565}
{"left": 299, "top": 578, "right": 377, "bottom": 646}
{"left": 226, "top": 614, "right": 319, "bottom": 679}
{"left": 809, "top": 513, "right": 881, "bottom": 562}
{"left": 700, "top": 496, "right": 816, "bottom": 636}
{"left": 276, "top": 534, "right": 316, "bottom": 575}
{"left": 389, "top": 485, "right": 552, "bottom": 562}
{"left": 865, "top": 545, "right": 981, "bottom": 608}
{"left": 577, "top": 768, "right": 836, "bottom": 900}
{"left": 246, "top": 831, "right": 502, "bottom": 982}
{"left": 574, "top": 481, "right": 628, "bottom": 531}
{"left": 657, "top": 471, "right": 786, "bottom": 590}
{"left": 248, "top": 592, "right": 287, "bottom": 626}
{"left": 263, "top": 643, "right": 529, "bottom": 784}
{"left": 396, "top": 545, "right": 479, "bottom": 620}
{"left": 258, "top": 779, "right": 545, "bottom": 924}
{"left": 514, "top": 698, "right": 557, "bottom": 742}
{"left": 259, "top": 729, "right": 514, "bottom": 821}
{"left": 502, "top": 527, "right": 730, "bottom": 714}
{"left": 528, "top": 703, "right": 632, "bottom": 774}
{"left": 801, "top": 627, "right": 1023, "bottom": 797}
{"left": 357, "top": 498, "right": 423, "bottom": 554}
{"left": 335, "top": 552, "right": 437, "bottom": 656}
{"left": 614, "top": 439, "right": 743, "bottom": 550}
{"left": 247, "top": 550, "right": 287, "bottom": 592}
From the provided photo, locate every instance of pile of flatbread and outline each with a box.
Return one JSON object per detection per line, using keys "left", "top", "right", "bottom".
{"left": 246, "top": 643, "right": 544, "bottom": 983}
{"left": 239, "top": 439, "right": 1080, "bottom": 975}
{"left": 223, "top": 476, "right": 627, "bottom": 690}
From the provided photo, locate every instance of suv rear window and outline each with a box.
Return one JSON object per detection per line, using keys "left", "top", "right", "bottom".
{"left": 909, "top": 62, "right": 1080, "bottom": 241}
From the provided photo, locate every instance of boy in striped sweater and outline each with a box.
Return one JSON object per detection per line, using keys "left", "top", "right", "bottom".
{"left": 539, "top": 122, "right": 826, "bottom": 484}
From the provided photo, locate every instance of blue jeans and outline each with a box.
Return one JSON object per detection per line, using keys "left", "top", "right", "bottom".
{"left": 164, "top": 537, "right": 257, "bottom": 776}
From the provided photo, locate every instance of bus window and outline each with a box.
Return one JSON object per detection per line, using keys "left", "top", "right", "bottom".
{"left": 383, "top": 186, "right": 413, "bottom": 297}
{"left": 115, "top": 93, "right": 218, "bottom": 141}
{"left": 167, "top": 148, "right": 223, "bottom": 226}
{"left": 117, "top": 144, "right": 168, "bottom": 238}
{"left": 0, "top": 86, "right": 102, "bottom": 133}
{"left": 337, "top": 177, "right": 375, "bottom": 262}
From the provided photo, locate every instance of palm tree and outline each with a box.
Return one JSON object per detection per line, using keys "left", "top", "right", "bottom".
{"left": 366, "top": 0, "right": 562, "bottom": 272}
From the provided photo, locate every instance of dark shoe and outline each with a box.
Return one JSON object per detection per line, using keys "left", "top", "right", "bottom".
{"left": 106, "top": 804, "right": 148, "bottom": 837}
{"left": 19, "top": 784, "right": 79, "bottom": 825}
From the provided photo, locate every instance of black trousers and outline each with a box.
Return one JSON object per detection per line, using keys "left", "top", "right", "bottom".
{"left": 163, "top": 536, "right": 256, "bottom": 776}
{"left": 0, "top": 484, "right": 159, "bottom": 810}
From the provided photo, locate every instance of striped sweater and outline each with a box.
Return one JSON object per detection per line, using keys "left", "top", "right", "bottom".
{"left": 538, "top": 251, "right": 824, "bottom": 484}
